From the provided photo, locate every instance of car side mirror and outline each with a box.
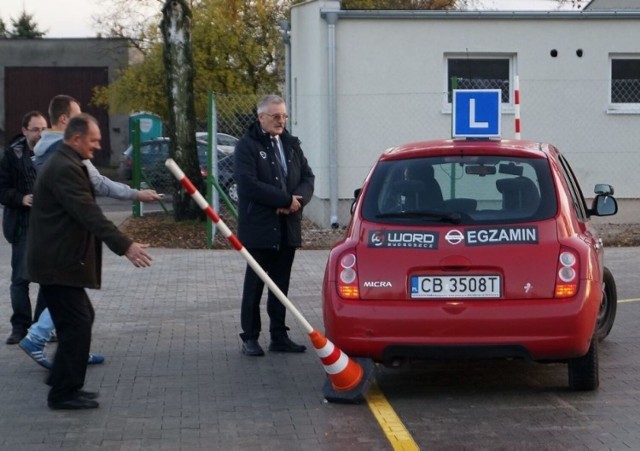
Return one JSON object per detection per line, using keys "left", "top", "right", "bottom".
{"left": 591, "top": 194, "right": 618, "bottom": 217}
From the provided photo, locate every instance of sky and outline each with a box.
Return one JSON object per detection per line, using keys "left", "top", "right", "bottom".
{"left": 1, "top": 0, "right": 579, "bottom": 38}
{"left": 1, "top": 0, "right": 99, "bottom": 37}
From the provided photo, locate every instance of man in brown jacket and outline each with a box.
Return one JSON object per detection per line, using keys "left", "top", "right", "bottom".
{"left": 26, "top": 113, "right": 152, "bottom": 410}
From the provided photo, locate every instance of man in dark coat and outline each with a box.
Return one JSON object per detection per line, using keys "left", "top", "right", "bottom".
{"left": 234, "top": 95, "right": 315, "bottom": 357}
{"left": 0, "top": 111, "right": 46, "bottom": 344}
{"left": 26, "top": 113, "right": 153, "bottom": 410}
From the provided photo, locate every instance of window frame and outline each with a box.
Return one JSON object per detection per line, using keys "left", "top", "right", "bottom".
{"left": 557, "top": 154, "right": 589, "bottom": 221}
{"left": 608, "top": 53, "right": 640, "bottom": 114}
{"left": 442, "top": 53, "right": 517, "bottom": 114}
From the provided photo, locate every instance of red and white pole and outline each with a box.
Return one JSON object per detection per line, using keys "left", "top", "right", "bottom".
{"left": 165, "top": 159, "right": 373, "bottom": 400}
{"left": 514, "top": 75, "right": 521, "bottom": 139}
{"left": 164, "top": 159, "right": 314, "bottom": 333}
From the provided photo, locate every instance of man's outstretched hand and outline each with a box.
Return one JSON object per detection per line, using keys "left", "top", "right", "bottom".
{"left": 125, "top": 242, "right": 152, "bottom": 267}
{"left": 137, "top": 189, "right": 163, "bottom": 202}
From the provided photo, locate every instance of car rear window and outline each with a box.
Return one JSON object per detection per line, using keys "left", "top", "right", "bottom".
{"left": 361, "top": 155, "right": 556, "bottom": 225}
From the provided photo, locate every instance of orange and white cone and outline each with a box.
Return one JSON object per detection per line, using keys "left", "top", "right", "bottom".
{"left": 309, "top": 330, "right": 363, "bottom": 391}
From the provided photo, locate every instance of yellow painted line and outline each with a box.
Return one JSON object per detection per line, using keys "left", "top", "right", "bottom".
{"left": 365, "top": 380, "right": 420, "bottom": 451}
{"left": 363, "top": 297, "right": 640, "bottom": 449}
{"left": 619, "top": 298, "right": 640, "bottom": 303}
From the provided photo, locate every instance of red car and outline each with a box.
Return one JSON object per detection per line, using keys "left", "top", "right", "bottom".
{"left": 322, "top": 139, "right": 618, "bottom": 390}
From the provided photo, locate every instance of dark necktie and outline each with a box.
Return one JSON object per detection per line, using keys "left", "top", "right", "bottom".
{"left": 271, "top": 137, "right": 287, "bottom": 177}
{"left": 271, "top": 137, "right": 287, "bottom": 190}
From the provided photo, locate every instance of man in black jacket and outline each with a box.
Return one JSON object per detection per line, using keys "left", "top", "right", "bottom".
{"left": 27, "top": 114, "right": 152, "bottom": 410}
{"left": 234, "top": 95, "right": 315, "bottom": 356}
{"left": 0, "top": 111, "right": 46, "bottom": 344}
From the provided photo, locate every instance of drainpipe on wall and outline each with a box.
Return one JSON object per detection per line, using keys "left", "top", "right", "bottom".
{"left": 279, "top": 20, "right": 292, "bottom": 116}
{"left": 325, "top": 10, "right": 339, "bottom": 228}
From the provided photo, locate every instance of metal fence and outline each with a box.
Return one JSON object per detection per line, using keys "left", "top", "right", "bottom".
{"left": 612, "top": 79, "right": 640, "bottom": 103}
{"left": 128, "top": 78, "right": 640, "bottom": 248}
{"left": 452, "top": 77, "right": 511, "bottom": 103}
{"left": 128, "top": 94, "right": 345, "bottom": 249}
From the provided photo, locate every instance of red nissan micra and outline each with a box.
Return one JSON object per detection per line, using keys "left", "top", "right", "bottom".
{"left": 322, "top": 139, "right": 618, "bottom": 390}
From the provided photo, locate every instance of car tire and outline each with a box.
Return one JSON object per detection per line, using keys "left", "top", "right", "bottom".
{"left": 596, "top": 266, "right": 617, "bottom": 342}
{"left": 568, "top": 337, "right": 599, "bottom": 391}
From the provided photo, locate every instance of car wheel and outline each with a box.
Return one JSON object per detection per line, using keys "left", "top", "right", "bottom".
{"left": 568, "top": 337, "right": 599, "bottom": 391}
{"left": 227, "top": 182, "right": 238, "bottom": 204}
{"left": 596, "top": 266, "right": 617, "bottom": 342}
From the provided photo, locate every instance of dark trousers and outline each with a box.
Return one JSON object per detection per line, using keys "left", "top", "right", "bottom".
{"left": 33, "top": 289, "right": 47, "bottom": 323}
{"left": 9, "top": 232, "right": 32, "bottom": 334}
{"left": 240, "top": 246, "right": 296, "bottom": 341}
{"left": 42, "top": 285, "right": 94, "bottom": 403}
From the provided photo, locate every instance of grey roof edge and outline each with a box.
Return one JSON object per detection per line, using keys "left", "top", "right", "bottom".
{"left": 320, "top": 9, "right": 640, "bottom": 20}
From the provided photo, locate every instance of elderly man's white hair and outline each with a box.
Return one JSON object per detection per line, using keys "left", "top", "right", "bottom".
{"left": 257, "top": 95, "right": 285, "bottom": 115}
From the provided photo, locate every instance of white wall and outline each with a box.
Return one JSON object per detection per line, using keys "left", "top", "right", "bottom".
{"left": 291, "top": 4, "right": 640, "bottom": 225}
{"left": 291, "top": 1, "right": 333, "bottom": 200}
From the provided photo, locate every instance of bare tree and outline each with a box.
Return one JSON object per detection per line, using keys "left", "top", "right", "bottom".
{"left": 93, "top": 0, "right": 164, "bottom": 53}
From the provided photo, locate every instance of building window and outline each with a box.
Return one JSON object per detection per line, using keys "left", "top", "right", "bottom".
{"left": 610, "top": 56, "right": 640, "bottom": 107}
{"left": 446, "top": 56, "right": 513, "bottom": 105}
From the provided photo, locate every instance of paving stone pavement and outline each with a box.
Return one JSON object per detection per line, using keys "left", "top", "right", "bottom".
{"left": 1, "top": 199, "right": 639, "bottom": 450}
{"left": 0, "top": 204, "right": 388, "bottom": 450}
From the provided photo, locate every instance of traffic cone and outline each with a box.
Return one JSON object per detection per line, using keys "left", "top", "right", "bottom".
{"left": 309, "top": 330, "right": 363, "bottom": 390}
{"left": 309, "top": 330, "right": 375, "bottom": 403}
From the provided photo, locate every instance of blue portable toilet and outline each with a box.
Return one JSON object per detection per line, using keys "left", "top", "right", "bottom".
{"left": 129, "top": 112, "right": 163, "bottom": 143}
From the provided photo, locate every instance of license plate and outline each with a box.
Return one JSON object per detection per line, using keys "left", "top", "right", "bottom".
{"left": 410, "top": 275, "right": 501, "bottom": 299}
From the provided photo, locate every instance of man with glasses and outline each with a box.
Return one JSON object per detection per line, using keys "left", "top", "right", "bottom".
{"left": 17, "top": 94, "right": 160, "bottom": 368}
{"left": 234, "top": 95, "right": 315, "bottom": 356}
{"left": 0, "top": 111, "right": 47, "bottom": 344}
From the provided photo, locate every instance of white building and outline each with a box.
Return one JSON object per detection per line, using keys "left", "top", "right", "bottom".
{"left": 289, "top": 0, "right": 640, "bottom": 227}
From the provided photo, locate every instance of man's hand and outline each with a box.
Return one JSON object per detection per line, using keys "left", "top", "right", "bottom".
{"left": 125, "top": 242, "right": 153, "bottom": 267}
{"left": 278, "top": 195, "right": 303, "bottom": 215}
{"left": 137, "top": 189, "right": 162, "bottom": 202}
{"left": 22, "top": 194, "right": 33, "bottom": 207}
{"left": 289, "top": 195, "right": 303, "bottom": 212}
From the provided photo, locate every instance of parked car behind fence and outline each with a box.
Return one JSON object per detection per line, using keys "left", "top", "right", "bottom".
{"left": 195, "top": 132, "right": 239, "bottom": 155}
{"left": 117, "top": 136, "right": 237, "bottom": 202}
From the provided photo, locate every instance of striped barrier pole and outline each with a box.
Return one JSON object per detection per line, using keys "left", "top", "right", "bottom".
{"left": 165, "top": 159, "right": 373, "bottom": 402}
{"left": 514, "top": 74, "right": 521, "bottom": 139}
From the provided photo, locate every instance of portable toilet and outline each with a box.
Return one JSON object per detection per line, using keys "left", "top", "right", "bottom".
{"left": 129, "top": 112, "right": 163, "bottom": 143}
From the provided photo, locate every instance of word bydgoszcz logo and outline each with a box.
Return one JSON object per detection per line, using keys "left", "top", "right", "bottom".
{"left": 368, "top": 230, "right": 439, "bottom": 249}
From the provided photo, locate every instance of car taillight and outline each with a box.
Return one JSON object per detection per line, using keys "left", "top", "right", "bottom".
{"left": 554, "top": 249, "right": 578, "bottom": 298}
{"left": 337, "top": 252, "right": 359, "bottom": 299}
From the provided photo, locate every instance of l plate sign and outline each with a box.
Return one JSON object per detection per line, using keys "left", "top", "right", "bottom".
{"left": 452, "top": 89, "right": 501, "bottom": 138}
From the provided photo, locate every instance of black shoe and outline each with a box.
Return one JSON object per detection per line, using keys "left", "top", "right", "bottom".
{"left": 6, "top": 331, "right": 25, "bottom": 345}
{"left": 269, "top": 337, "right": 307, "bottom": 353}
{"left": 48, "top": 397, "right": 99, "bottom": 410}
{"left": 75, "top": 390, "right": 99, "bottom": 400}
{"left": 241, "top": 339, "right": 265, "bottom": 356}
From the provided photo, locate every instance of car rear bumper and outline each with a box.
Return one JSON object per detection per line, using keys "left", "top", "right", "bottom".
{"left": 323, "top": 280, "right": 600, "bottom": 363}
